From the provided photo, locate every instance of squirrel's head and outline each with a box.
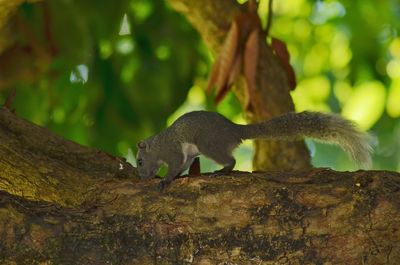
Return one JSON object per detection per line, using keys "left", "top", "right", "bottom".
{"left": 136, "top": 140, "right": 162, "bottom": 179}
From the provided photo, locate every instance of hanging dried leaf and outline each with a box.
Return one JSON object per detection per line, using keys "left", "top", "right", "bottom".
{"left": 243, "top": 29, "right": 259, "bottom": 110}
{"left": 205, "top": 0, "right": 263, "bottom": 107}
{"left": 215, "top": 53, "right": 242, "bottom": 104}
{"left": 215, "top": 20, "right": 239, "bottom": 92}
{"left": 271, "top": 37, "right": 297, "bottom": 89}
{"left": 228, "top": 53, "right": 242, "bottom": 86}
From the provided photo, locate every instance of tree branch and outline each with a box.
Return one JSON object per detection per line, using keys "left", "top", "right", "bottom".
{"left": 0, "top": 107, "right": 136, "bottom": 206}
{"left": 1, "top": 167, "right": 399, "bottom": 264}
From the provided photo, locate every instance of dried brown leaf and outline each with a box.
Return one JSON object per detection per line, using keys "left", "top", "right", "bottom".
{"left": 205, "top": 3, "right": 263, "bottom": 107}
{"left": 206, "top": 56, "right": 220, "bottom": 94}
{"left": 244, "top": 29, "right": 259, "bottom": 109}
{"left": 271, "top": 37, "right": 297, "bottom": 89}
{"left": 215, "top": 20, "right": 239, "bottom": 95}
{"left": 215, "top": 84, "right": 229, "bottom": 104}
{"left": 228, "top": 53, "right": 242, "bottom": 86}
{"left": 215, "top": 54, "right": 242, "bottom": 104}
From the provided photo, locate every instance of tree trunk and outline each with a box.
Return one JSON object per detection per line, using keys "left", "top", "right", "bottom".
{"left": 0, "top": 106, "right": 400, "bottom": 264}
{"left": 166, "top": 0, "right": 311, "bottom": 171}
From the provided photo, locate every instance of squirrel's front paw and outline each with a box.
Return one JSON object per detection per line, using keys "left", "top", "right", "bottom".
{"left": 158, "top": 180, "right": 170, "bottom": 192}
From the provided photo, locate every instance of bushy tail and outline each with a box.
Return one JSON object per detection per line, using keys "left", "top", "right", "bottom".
{"left": 239, "top": 111, "right": 373, "bottom": 169}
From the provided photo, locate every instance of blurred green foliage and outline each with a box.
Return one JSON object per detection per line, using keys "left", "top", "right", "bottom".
{"left": 262, "top": 0, "right": 400, "bottom": 171}
{"left": 0, "top": 0, "right": 399, "bottom": 172}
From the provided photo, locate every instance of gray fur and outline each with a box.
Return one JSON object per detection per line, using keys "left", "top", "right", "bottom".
{"left": 136, "top": 111, "right": 373, "bottom": 189}
{"left": 238, "top": 111, "right": 373, "bottom": 169}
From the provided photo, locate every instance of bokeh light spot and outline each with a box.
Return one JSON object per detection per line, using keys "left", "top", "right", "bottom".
{"left": 292, "top": 76, "right": 330, "bottom": 111}
{"left": 99, "top": 39, "right": 113, "bottom": 59}
{"left": 156, "top": 45, "right": 171, "bottom": 60}
{"left": 386, "top": 59, "right": 400, "bottom": 79}
{"left": 389, "top": 38, "right": 400, "bottom": 58}
{"left": 342, "top": 81, "right": 386, "bottom": 130}
{"left": 130, "top": 1, "right": 153, "bottom": 22}
{"left": 116, "top": 38, "right": 135, "bottom": 55}
{"left": 387, "top": 79, "right": 400, "bottom": 118}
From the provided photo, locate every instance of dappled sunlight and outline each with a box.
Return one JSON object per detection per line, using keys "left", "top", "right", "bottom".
{"left": 387, "top": 79, "right": 400, "bottom": 118}
{"left": 52, "top": 108, "right": 65, "bottom": 124}
{"left": 389, "top": 38, "right": 400, "bottom": 57}
{"left": 121, "top": 58, "right": 140, "bottom": 83}
{"left": 291, "top": 76, "right": 330, "bottom": 112}
{"left": 273, "top": 0, "right": 310, "bottom": 17}
{"left": 310, "top": 1, "right": 345, "bottom": 25}
{"left": 333, "top": 81, "right": 352, "bottom": 105}
{"left": 292, "top": 19, "right": 312, "bottom": 40}
{"left": 315, "top": 24, "right": 335, "bottom": 43}
{"left": 99, "top": 39, "right": 113, "bottom": 59}
{"left": 115, "top": 37, "right": 135, "bottom": 55}
{"left": 330, "top": 32, "right": 352, "bottom": 70}
{"left": 341, "top": 81, "right": 386, "bottom": 130}
{"left": 155, "top": 45, "right": 171, "bottom": 60}
{"left": 386, "top": 59, "right": 400, "bottom": 79}
{"left": 271, "top": 17, "right": 292, "bottom": 35}
{"left": 130, "top": 1, "right": 153, "bottom": 22}
{"left": 303, "top": 43, "right": 330, "bottom": 76}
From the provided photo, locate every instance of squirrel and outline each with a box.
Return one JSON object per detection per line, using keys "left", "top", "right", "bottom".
{"left": 136, "top": 111, "right": 373, "bottom": 190}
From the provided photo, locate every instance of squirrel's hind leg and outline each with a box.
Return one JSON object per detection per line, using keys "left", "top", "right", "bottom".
{"left": 202, "top": 149, "right": 236, "bottom": 175}
{"left": 197, "top": 137, "right": 239, "bottom": 176}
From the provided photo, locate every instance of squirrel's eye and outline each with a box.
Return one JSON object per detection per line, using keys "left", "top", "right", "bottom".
{"left": 137, "top": 159, "right": 143, "bottom": 166}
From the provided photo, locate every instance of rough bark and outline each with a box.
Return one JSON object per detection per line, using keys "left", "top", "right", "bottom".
{"left": 167, "top": 0, "right": 311, "bottom": 171}
{"left": 0, "top": 107, "right": 136, "bottom": 207}
{"left": 1, "top": 107, "right": 400, "bottom": 265}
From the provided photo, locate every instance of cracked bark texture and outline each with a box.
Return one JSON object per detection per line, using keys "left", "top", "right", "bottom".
{"left": 0, "top": 106, "right": 400, "bottom": 264}
{"left": 167, "top": 0, "right": 311, "bottom": 171}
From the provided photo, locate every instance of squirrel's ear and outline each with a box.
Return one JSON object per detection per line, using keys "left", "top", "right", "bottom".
{"left": 137, "top": 141, "right": 147, "bottom": 149}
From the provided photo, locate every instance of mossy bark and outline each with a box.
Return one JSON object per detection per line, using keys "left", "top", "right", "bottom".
{"left": 0, "top": 107, "right": 400, "bottom": 264}
{"left": 167, "top": 0, "right": 311, "bottom": 171}
{"left": 0, "top": 107, "right": 136, "bottom": 206}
